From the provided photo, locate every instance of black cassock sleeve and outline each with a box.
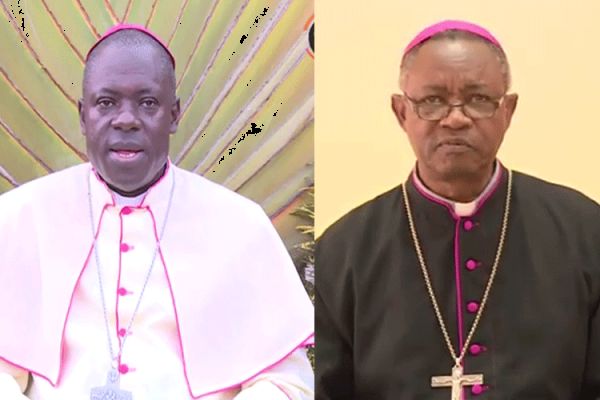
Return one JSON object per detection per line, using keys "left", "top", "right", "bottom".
{"left": 580, "top": 280, "right": 600, "bottom": 399}
{"left": 315, "top": 227, "right": 356, "bottom": 400}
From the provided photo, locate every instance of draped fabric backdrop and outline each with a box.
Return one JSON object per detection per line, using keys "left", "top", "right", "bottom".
{"left": 0, "top": 0, "right": 314, "bottom": 269}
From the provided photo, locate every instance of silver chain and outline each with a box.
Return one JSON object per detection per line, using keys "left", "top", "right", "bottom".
{"left": 401, "top": 170, "right": 512, "bottom": 366}
{"left": 87, "top": 168, "right": 176, "bottom": 367}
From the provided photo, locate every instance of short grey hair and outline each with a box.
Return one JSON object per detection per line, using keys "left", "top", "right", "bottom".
{"left": 83, "top": 29, "right": 176, "bottom": 97}
{"left": 400, "top": 30, "right": 511, "bottom": 91}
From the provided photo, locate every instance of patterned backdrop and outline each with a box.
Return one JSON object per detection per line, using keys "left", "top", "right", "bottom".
{"left": 0, "top": 0, "right": 314, "bottom": 259}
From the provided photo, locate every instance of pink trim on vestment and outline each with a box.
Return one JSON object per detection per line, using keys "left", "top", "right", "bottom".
{"left": 140, "top": 159, "right": 171, "bottom": 208}
{"left": 59, "top": 204, "right": 111, "bottom": 385}
{"left": 91, "top": 160, "right": 171, "bottom": 209}
{"left": 411, "top": 173, "right": 460, "bottom": 220}
{"left": 453, "top": 221, "right": 465, "bottom": 355}
{"left": 91, "top": 168, "right": 117, "bottom": 207}
{"left": 410, "top": 163, "right": 506, "bottom": 400}
{"left": 454, "top": 220, "right": 466, "bottom": 400}
{"left": 0, "top": 163, "right": 314, "bottom": 395}
{"left": 403, "top": 19, "right": 504, "bottom": 56}
{"left": 147, "top": 205, "right": 314, "bottom": 399}
{"left": 410, "top": 161, "right": 505, "bottom": 219}
{"left": 454, "top": 220, "right": 472, "bottom": 400}
{"left": 0, "top": 356, "right": 53, "bottom": 388}
{"left": 470, "top": 165, "right": 505, "bottom": 218}
{"left": 116, "top": 213, "right": 125, "bottom": 355}
{"left": 7, "top": 203, "right": 113, "bottom": 387}
{"left": 147, "top": 206, "right": 194, "bottom": 396}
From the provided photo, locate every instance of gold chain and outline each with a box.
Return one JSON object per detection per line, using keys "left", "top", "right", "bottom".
{"left": 400, "top": 170, "right": 512, "bottom": 366}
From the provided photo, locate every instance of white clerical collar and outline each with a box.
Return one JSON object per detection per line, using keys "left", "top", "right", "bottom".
{"left": 88, "top": 160, "right": 174, "bottom": 220}
{"left": 112, "top": 191, "right": 147, "bottom": 207}
{"left": 412, "top": 161, "right": 502, "bottom": 217}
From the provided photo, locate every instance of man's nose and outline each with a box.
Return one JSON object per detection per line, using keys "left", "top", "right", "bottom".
{"left": 111, "top": 106, "right": 141, "bottom": 131}
{"left": 440, "top": 105, "right": 473, "bottom": 130}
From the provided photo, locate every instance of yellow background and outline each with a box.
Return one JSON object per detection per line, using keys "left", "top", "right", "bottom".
{"left": 315, "top": 1, "right": 600, "bottom": 236}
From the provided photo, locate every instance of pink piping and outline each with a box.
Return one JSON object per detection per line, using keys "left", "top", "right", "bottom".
{"left": 91, "top": 168, "right": 116, "bottom": 206}
{"left": 146, "top": 207, "right": 194, "bottom": 396}
{"left": 453, "top": 220, "right": 465, "bottom": 355}
{"left": 411, "top": 173, "right": 459, "bottom": 220}
{"left": 146, "top": 208, "right": 315, "bottom": 399}
{"left": 91, "top": 159, "right": 172, "bottom": 209}
{"left": 57, "top": 204, "right": 111, "bottom": 386}
{"left": 140, "top": 159, "right": 171, "bottom": 207}
{"left": 472, "top": 165, "right": 505, "bottom": 217}
{"left": 454, "top": 220, "right": 467, "bottom": 400}
{"left": 410, "top": 164, "right": 506, "bottom": 400}
{"left": 0, "top": 356, "right": 53, "bottom": 387}
{"left": 0, "top": 165, "right": 175, "bottom": 386}
{"left": 115, "top": 213, "right": 125, "bottom": 355}
{"left": 19, "top": 204, "right": 112, "bottom": 387}
{"left": 410, "top": 161, "right": 506, "bottom": 219}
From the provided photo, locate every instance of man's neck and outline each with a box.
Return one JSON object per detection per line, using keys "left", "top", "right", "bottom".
{"left": 416, "top": 163, "right": 496, "bottom": 203}
{"left": 104, "top": 164, "right": 167, "bottom": 198}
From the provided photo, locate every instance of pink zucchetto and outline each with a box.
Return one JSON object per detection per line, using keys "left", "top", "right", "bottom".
{"left": 86, "top": 23, "right": 175, "bottom": 67}
{"left": 403, "top": 20, "right": 504, "bottom": 57}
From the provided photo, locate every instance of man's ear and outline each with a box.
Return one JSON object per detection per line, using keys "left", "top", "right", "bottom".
{"left": 503, "top": 93, "right": 519, "bottom": 129}
{"left": 169, "top": 98, "right": 181, "bottom": 134}
{"left": 78, "top": 99, "right": 86, "bottom": 136}
{"left": 391, "top": 94, "right": 408, "bottom": 131}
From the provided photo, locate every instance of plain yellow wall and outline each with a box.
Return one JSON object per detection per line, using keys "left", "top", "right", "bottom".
{"left": 315, "top": 0, "right": 600, "bottom": 236}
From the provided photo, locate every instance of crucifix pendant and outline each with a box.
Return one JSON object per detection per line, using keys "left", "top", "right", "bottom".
{"left": 90, "top": 369, "right": 133, "bottom": 400}
{"left": 431, "top": 364, "right": 483, "bottom": 400}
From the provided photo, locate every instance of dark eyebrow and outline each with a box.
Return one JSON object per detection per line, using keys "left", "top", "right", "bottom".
{"left": 421, "top": 85, "right": 448, "bottom": 92}
{"left": 92, "top": 88, "right": 161, "bottom": 100}
{"left": 462, "top": 83, "right": 490, "bottom": 91}
{"left": 95, "top": 88, "right": 120, "bottom": 97}
{"left": 419, "top": 83, "right": 491, "bottom": 93}
{"left": 136, "top": 88, "right": 159, "bottom": 96}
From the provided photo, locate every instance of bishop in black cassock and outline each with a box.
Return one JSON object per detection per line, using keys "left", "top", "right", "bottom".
{"left": 315, "top": 20, "right": 600, "bottom": 400}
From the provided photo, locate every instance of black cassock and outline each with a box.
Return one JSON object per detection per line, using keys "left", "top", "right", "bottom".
{"left": 316, "top": 166, "right": 600, "bottom": 399}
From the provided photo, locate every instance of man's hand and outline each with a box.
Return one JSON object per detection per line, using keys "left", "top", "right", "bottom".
{"left": 0, "top": 373, "right": 29, "bottom": 399}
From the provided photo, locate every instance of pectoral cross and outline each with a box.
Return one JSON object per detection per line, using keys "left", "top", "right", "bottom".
{"left": 431, "top": 365, "right": 483, "bottom": 400}
{"left": 90, "top": 369, "right": 133, "bottom": 400}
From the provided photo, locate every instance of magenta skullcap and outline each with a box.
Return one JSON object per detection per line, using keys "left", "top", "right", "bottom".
{"left": 86, "top": 23, "right": 175, "bottom": 67}
{"left": 403, "top": 20, "right": 504, "bottom": 57}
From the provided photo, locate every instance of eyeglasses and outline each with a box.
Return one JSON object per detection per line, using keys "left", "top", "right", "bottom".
{"left": 404, "top": 93, "right": 505, "bottom": 121}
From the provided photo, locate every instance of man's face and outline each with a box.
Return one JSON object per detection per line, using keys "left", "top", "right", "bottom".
{"left": 79, "top": 44, "right": 180, "bottom": 194}
{"left": 392, "top": 38, "right": 518, "bottom": 182}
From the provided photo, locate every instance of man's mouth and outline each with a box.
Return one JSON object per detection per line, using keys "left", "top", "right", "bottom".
{"left": 110, "top": 149, "right": 143, "bottom": 160}
{"left": 438, "top": 139, "right": 471, "bottom": 148}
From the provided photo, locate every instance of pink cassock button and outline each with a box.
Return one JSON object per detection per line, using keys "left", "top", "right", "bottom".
{"left": 467, "top": 301, "right": 479, "bottom": 313}
{"left": 120, "top": 243, "right": 130, "bottom": 252}
{"left": 118, "top": 364, "right": 129, "bottom": 374}
{"left": 469, "top": 344, "right": 483, "bottom": 355}
{"left": 466, "top": 259, "right": 478, "bottom": 271}
{"left": 471, "top": 384, "right": 485, "bottom": 395}
{"left": 121, "top": 207, "right": 132, "bottom": 215}
{"left": 118, "top": 328, "right": 127, "bottom": 337}
{"left": 118, "top": 287, "right": 128, "bottom": 296}
{"left": 464, "top": 220, "right": 474, "bottom": 231}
